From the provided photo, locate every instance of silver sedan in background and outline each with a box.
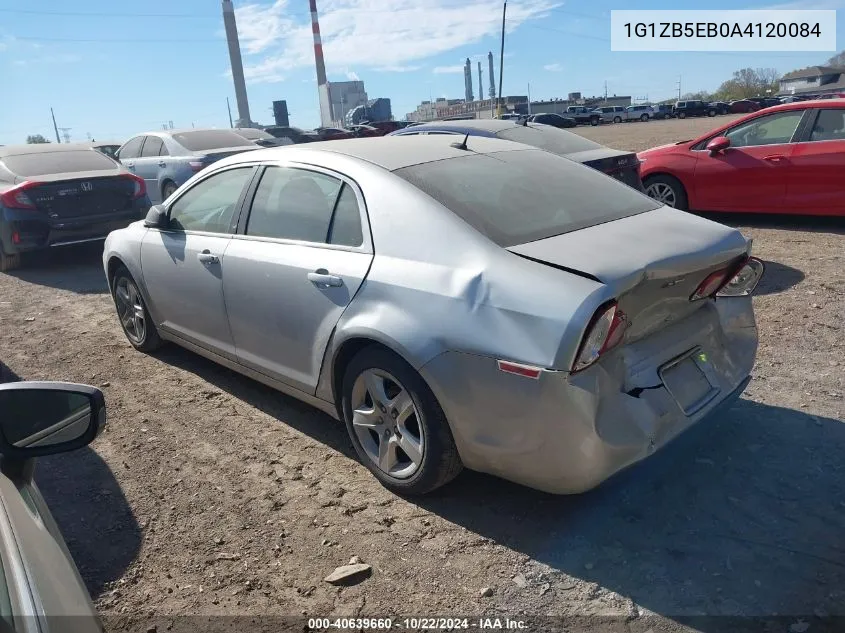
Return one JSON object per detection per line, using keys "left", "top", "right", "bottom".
{"left": 115, "top": 129, "right": 259, "bottom": 205}
{"left": 103, "top": 136, "right": 763, "bottom": 495}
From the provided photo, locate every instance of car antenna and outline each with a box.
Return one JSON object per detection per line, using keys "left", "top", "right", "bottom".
{"left": 450, "top": 133, "right": 471, "bottom": 151}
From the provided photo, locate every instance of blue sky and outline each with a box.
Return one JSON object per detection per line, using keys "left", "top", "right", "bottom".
{"left": 0, "top": 0, "right": 842, "bottom": 144}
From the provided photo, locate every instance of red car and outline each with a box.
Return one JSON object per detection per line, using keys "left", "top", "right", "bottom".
{"left": 638, "top": 100, "right": 845, "bottom": 216}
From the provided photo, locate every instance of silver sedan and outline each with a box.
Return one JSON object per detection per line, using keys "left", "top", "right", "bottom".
{"left": 102, "top": 136, "right": 763, "bottom": 495}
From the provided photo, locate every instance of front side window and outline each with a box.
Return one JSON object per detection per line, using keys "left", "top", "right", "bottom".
{"left": 809, "top": 109, "right": 845, "bottom": 141}
{"left": 725, "top": 110, "right": 805, "bottom": 148}
{"left": 167, "top": 167, "right": 253, "bottom": 233}
{"left": 246, "top": 167, "right": 342, "bottom": 243}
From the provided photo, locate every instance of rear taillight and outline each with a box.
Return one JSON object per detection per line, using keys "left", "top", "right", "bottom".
{"left": 717, "top": 257, "right": 765, "bottom": 297}
{"left": 121, "top": 173, "right": 146, "bottom": 199}
{"left": 0, "top": 181, "right": 37, "bottom": 210}
{"left": 690, "top": 268, "right": 731, "bottom": 301}
{"left": 189, "top": 160, "right": 207, "bottom": 172}
{"left": 572, "top": 301, "right": 629, "bottom": 373}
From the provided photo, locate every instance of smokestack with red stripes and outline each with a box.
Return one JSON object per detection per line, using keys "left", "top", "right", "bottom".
{"left": 222, "top": 0, "right": 252, "bottom": 127}
{"left": 310, "top": 0, "right": 332, "bottom": 127}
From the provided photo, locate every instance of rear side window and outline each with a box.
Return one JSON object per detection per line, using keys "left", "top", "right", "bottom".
{"left": 1, "top": 150, "right": 117, "bottom": 177}
{"left": 141, "top": 137, "right": 164, "bottom": 157}
{"left": 394, "top": 149, "right": 660, "bottom": 247}
{"left": 246, "top": 167, "right": 342, "bottom": 243}
{"left": 328, "top": 185, "right": 363, "bottom": 247}
{"left": 809, "top": 109, "right": 845, "bottom": 141}
{"left": 117, "top": 136, "right": 144, "bottom": 159}
{"left": 168, "top": 167, "right": 253, "bottom": 233}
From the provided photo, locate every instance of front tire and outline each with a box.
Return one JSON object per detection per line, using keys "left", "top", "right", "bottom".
{"left": 708, "top": 109, "right": 716, "bottom": 117}
{"left": 644, "top": 174, "right": 689, "bottom": 210}
{"left": 640, "top": 114, "right": 649, "bottom": 122}
{"left": 590, "top": 117, "right": 599, "bottom": 126}
{"left": 678, "top": 111, "right": 686, "bottom": 119}
{"left": 111, "top": 266, "right": 163, "bottom": 352}
{"left": 341, "top": 347, "right": 462, "bottom": 495}
{"left": 613, "top": 116, "right": 622, "bottom": 123}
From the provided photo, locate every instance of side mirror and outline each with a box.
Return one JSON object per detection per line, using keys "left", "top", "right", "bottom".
{"left": 706, "top": 136, "right": 731, "bottom": 154}
{"left": 0, "top": 382, "right": 106, "bottom": 460}
{"left": 144, "top": 204, "right": 168, "bottom": 229}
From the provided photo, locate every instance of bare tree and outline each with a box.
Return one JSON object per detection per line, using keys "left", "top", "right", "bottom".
{"left": 26, "top": 134, "right": 50, "bottom": 144}
{"left": 714, "top": 67, "right": 781, "bottom": 100}
{"left": 827, "top": 51, "right": 845, "bottom": 67}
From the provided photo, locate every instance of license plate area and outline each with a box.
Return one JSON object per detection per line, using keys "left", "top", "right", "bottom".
{"left": 659, "top": 348, "right": 720, "bottom": 416}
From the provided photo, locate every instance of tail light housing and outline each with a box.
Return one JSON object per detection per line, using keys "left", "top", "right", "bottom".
{"left": 189, "top": 160, "right": 208, "bottom": 172}
{"left": 0, "top": 181, "right": 37, "bottom": 210}
{"left": 120, "top": 173, "right": 147, "bottom": 199}
{"left": 717, "top": 257, "right": 765, "bottom": 297}
{"left": 572, "top": 301, "right": 629, "bottom": 373}
{"left": 690, "top": 268, "right": 731, "bottom": 301}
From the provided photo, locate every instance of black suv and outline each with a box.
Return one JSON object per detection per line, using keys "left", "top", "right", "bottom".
{"left": 673, "top": 100, "right": 716, "bottom": 119}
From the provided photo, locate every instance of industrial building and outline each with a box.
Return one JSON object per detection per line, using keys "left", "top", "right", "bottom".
{"left": 344, "top": 98, "right": 392, "bottom": 126}
{"left": 328, "top": 80, "right": 369, "bottom": 124}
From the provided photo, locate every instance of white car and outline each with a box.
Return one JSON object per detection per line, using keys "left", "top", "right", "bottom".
{"left": 593, "top": 106, "right": 627, "bottom": 123}
{"left": 626, "top": 105, "right": 655, "bottom": 122}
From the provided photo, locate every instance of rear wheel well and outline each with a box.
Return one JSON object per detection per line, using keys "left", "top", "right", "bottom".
{"left": 106, "top": 256, "right": 125, "bottom": 290}
{"left": 331, "top": 338, "right": 407, "bottom": 417}
{"left": 161, "top": 179, "right": 176, "bottom": 197}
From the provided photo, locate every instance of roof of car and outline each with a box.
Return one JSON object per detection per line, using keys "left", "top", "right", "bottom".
{"left": 224, "top": 135, "right": 535, "bottom": 171}
{"left": 756, "top": 98, "right": 845, "bottom": 112}
{"left": 0, "top": 143, "right": 99, "bottom": 158}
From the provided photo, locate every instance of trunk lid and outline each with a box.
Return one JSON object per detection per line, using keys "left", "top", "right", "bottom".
{"left": 199, "top": 146, "right": 260, "bottom": 162}
{"left": 23, "top": 173, "right": 136, "bottom": 221}
{"left": 568, "top": 148, "right": 642, "bottom": 190}
{"left": 508, "top": 207, "right": 750, "bottom": 342}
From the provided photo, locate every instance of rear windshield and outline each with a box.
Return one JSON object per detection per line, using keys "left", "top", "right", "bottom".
{"left": 1, "top": 150, "right": 117, "bottom": 177}
{"left": 394, "top": 149, "right": 660, "bottom": 247}
{"left": 496, "top": 125, "right": 602, "bottom": 154}
{"left": 171, "top": 130, "right": 252, "bottom": 151}
{"left": 236, "top": 128, "right": 272, "bottom": 140}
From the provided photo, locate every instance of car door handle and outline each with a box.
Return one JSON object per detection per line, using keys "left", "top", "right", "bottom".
{"left": 197, "top": 250, "right": 219, "bottom": 265}
{"left": 124, "top": 162, "right": 135, "bottom": 169}
{"left": 158, "top": 161, "right": 167, "bottom": 168}
{"left": 307, "top": 270, "right": 343, "bottom": 287}
{"left": 763, "top": 154, "right": 787, "bottom": 163}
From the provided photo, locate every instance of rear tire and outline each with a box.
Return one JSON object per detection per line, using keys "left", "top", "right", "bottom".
{"left": 708, "top": 109, "right": 716, "bottom": 117}
{"left": 644, "top": 174, "right": 688, "bottom": 211}
{"left": 590, "top": 117, "right": 599, "bottom": 126}
{"left": 162, "top": 181, "right": 178, "bottom": 201}
{"left": 640, "top": 114, "right": 649, "bottom": 122}
{"left": 111, "top": 265, "right": 163, "bottom": 353}
{"left": 678, "top": 112, "right": 686, "bottom": 119}
{"left": 0, "top": 244, "right": 21, "bottom": 273}
{"left": 341, "top": 346, "right": 463, "bottom": 496}
{"left": 613, "top": 116, "right": 622, "bottom": 123}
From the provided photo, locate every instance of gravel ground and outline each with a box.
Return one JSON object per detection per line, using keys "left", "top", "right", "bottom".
{"left": 0, "top": 115, "right": 842, "bottom": 633}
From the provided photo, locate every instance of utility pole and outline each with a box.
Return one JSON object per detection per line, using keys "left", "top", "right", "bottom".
{"left": 677, "top": 75, "right": 682, "bottom": 101}
{"left": 50, "top": 107, "right": 60, "bottom": 143}
{"left": 604, "top": 80, "right": 608, "bottom": 103}
{"left": 527, "top": 83, "right": 532, "bottom": 115}
{"left": 227, "top": 97, "right": 234, "bottom": 128}
{"left": 496, "top": 1, "right": 507, "bottom": 118}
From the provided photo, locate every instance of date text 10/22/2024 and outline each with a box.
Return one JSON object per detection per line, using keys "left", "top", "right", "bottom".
{"left": 307, "top": 617, "right": 529, "bottom": 630}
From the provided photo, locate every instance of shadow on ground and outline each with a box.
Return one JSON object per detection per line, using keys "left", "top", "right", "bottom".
{"left": 755, "top": 260, "right": 805, "bottom": 297}
{"left": 154, "top": 346, "right": 845, "bottom": 625}
{"left": 7, "top": 243, "right": 107, "bottom": 294}
{"left": 414, "top": 398, "right": 845, "bottom": 625}
{"left": 700, "top": 212, "right": 845, "bottom": 235}
{"left": 36, "top": 447, "right": 142, "bottom": 598}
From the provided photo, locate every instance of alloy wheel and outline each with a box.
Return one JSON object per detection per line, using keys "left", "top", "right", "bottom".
{"left": 115, "top": 277, "right": 147, "bottom": 345}
{"left": 350, "top": 368, "right": 424, "bottom": 479}
{"left": 645, "top": 182, "right": 677, "bottom": 207}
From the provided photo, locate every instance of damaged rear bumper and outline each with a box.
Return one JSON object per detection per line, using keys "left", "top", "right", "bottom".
{"left": 419, "top": 298, "right": 757, "bottom": 494}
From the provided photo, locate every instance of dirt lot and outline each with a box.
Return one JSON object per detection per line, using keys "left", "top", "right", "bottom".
{"left": 0, "top": 115, "right": 843, "bottom": 632}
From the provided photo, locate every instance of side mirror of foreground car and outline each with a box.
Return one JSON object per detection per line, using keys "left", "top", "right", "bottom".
{"left": 0, "top": 382, "right": 106, "bottom": 461}
{"left": 706, "top": 136, "right": 731, "bottom": 155}
{"left": 144, "top": 204, "right": 169, "bottom": 229}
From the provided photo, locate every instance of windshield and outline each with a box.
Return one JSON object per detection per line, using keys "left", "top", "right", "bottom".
{"left": 496, "top": 125, "right": 603, "bottom": 155}
{"left": 394, "top": 149, "right": 660, "bottom": 247}
{"left": 1, "top": 150, "right": 118, "bottom": 177}
{"left": 171, "top": 130, "right": 253, "bottom": 151}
